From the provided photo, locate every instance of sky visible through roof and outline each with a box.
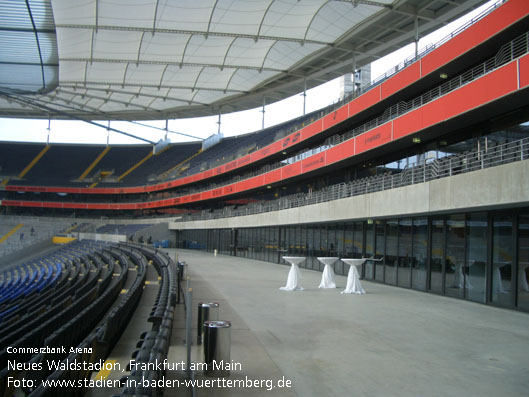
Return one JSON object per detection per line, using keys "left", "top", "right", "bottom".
{"left": 0, "top": 1, "right": 495, "bottom": 146}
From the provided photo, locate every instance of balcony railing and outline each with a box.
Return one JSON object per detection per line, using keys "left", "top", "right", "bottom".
{"left": 180, "top": 136, "right": 529, "bottom": 222}
{"left": 174, "top": 30, "right": 529, "bottom": 199}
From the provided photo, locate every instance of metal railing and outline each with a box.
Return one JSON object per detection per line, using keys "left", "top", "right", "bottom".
{"left": 179, "top": 137, "right": 529, "bottom": 222}
{"left": 175, "top": 0, "right": 505, "bottom": 174}
{"left": 170, "top": 29, "right": 529, "bottom": 200}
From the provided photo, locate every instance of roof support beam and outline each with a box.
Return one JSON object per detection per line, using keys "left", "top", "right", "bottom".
{"left": 256, "top": 0, "right": 276, "bottom": 42}
{"left": 56, "top": 24, "right": 330, "bottom": 46}
{"left": 1, "top": 91, "right": 155, "bottom": 143}
{"left": 61, "top": 57, "right": 284, "bottom": 73}
{"left": 58, "top": 86, "right": 209, "bottom": 107}
{"left": 206, "top": 0, "right": 219, "bottom": 39}
{"left": 152, "top": 0, "right": 160, "bottom": 34}
{"left": 25, "top": 0, "right": 46, "bottom": 90}
{"left": 60, "top": 81, "right": 247, "bottom": 94}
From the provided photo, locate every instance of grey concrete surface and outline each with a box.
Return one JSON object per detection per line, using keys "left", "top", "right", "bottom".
{"left": 170, "top": 248, "right": 529, "bottom": 397}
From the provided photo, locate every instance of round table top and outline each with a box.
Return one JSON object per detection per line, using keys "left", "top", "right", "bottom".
{"left": 282, "top": 256, "right": 306, "bottom": 265}
{"left": 316, "top": 257, "right": 339, "bottom": 266}
{"left": 341, "top": 258, "right": 367, "bottom": 266}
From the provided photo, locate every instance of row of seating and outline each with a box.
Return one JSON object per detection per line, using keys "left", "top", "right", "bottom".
{"left": 113, "top": 243, "right": 179, "bottom": 397}
{"left": 0, "top": 241, "right": 98, "bottom": 326}
{"left": 1, "top": 142, "right": 201, "bottom": 188}
{"left": 24, "top": 249, "right": 130, "bottom": 393}
{"left": 0, "top": 240, "right": 113, "bottom": 395}
{"left": 25, "top": 244, "right": 150, "bottom": 396}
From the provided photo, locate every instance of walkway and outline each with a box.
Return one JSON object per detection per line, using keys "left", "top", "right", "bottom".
{"left": 169, "top": 249, "right": 529, "bottom": 397}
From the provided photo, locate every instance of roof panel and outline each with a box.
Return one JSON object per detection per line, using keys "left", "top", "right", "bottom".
{"left": 192, "top": 89, "right": 229, "bottom": 104}
{"left": 92, "top": 30, "right": 143, "bottom": 60}
{"left": 225, "top": 38, "right": 275, "bottom": 68}
{"left": 264, "top": 41, "right": 324, "bottom": 70}
{"left": 139, "top": 32, "right": 190, "bottom": 64}
{"left": 85, "top": 62, "right": 128, "bottom": 85}
{"left": 51, "top": 0, "right": 95, "bottom": 25}
{"left": 184, "top": 35, "right": 234, "bottom": 66}
{"left": 209, "top": 0, "right": 268, "bottom": 36}
{"left": 160, "top": 65, "right": 203, "bottom": 88}
{"left": 196, "top": 67, "right": 238, "bottom": 91}
{"left": 228, "top": 68, "right": 276, "bottom": 92}
{"left": 154, "top": 0, "right": 212, "bottom": 32}
{"left": 98, "top": 0, "right": 156, "bottom": 29}
{"left": 260, "top": 0, "right": 324, "bottom": 40}
{"left": 58, "top": 60, "right": 86, "bottom": 82}
{"left": 55, "top": 27, "right": 91, "bottom": 59}
{"left": 305, "top": 3, "right": 379, "bottom": 42}
{"left": 1, "top": 0, "right": 493, "bottom": 119}
{"left": 126, "top": 64, "right": 168, "bottom": 86}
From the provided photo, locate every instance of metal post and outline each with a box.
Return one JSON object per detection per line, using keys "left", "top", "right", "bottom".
{"left": 261, "top": 97, "right": 266, "bottom": 130}
{"left": 186, "top": 283, "right": 192, "bottom": 378}
{"left": 352, "top": 52, "right": 357, "bottom": 94}
{"left": 423, "top": 155, "right": 426, "bottom": 182}
{"left": 302, "top": 78, "right": 307, "bottom": 115}
{"left": 414, "top": 16, "right": 419, "bottom": 58}
{"left": 47, "top": 119, "right": 51, "bottom": 145}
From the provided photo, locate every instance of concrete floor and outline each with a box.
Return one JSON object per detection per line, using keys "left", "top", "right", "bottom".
{"left": 168, "top": 249, "right": 529, "bottom": 397}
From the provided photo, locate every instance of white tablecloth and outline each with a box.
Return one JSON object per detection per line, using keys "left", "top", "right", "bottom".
{"left": 280, "top": 257, "right": 305, "bottom": 291}
{"left": 319, "top": 265, "right": 336, "bottom": 288}
{"left": 317, "top": 257, "right": 338, "bottom": 289}
{"left": 341, "top": 259, "right": 366, "bottom": 294}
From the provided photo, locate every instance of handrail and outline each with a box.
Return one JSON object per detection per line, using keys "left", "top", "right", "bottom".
{"left": 179, "top": 0, "right": 505, "bottom": 176}
{"left": 169, "top": 30, "right": 529, "bottom": 200}
{"left": 180, "top": 136, "right": 529, "bottom": 222}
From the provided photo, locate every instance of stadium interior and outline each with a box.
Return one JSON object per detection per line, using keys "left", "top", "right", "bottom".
{"left": 1, "top": 0, "right": 529, "bottom": 396}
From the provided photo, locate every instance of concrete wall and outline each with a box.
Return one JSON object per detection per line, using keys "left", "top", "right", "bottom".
{"left": 130, "top": 222, "right": 174, "bottom": 246}
{"left": 170, "top": 160, "right": 529, "bottom": 230}
{"left": 78, "top": 232, "right": 127, "bottom": 243}
{"left": 0, "top": 237, "right": 54, "bottom": 269}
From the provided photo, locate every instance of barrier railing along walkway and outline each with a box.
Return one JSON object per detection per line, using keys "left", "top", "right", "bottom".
{"left": 181, "top": 137, "right": 529, "bottom": 222}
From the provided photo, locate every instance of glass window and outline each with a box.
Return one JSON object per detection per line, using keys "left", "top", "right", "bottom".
{"left": 257, "top": 228, "right": 264, "bottom": 261}
{"left": 328, "top": 225, "right": 337, "bottom": 258}
{"left": 398, "top": 218, "right": 412, "bottom": 288}
{"left": 306, "top": 226, "right": 315, "bottom": 270}
{"left": 237, "top": 229, "right": 247, "bottom": 257}
{"left": 430, "top": 219, "right": 444, "bottom": 294}
{"left": 466, "top": 213, "right": 488, "bottom": 303}
{"left": 492, "top": 214, "right": 513, "bottom": 307}
{"left": 300, "top": 226, "right": 308, "bottom": 260}
{"left": 312, "top": 226, "right": 321, "bottom": 270}
{"left": 319, "top": 226, "right": 328, "bottom": 263}
{"left": 344, "top": 224, "right": 354, "bottom": 258}
{"left": 517, "top": 214, "right": 529, "bottom": 311}
{"left": 374, "top": 220, "right": 385, "bottom": 281}
{"left": 412, "top": 218, "right": 428, "bottom": 291}
{"left": 365, "top": 221, "right": 377, "bottom": 281}
{"left": 353, "top": 221, "right": 364, "bottom": 259}
{"left": 385, "top": 219, "right": 398, "bottom": 285}
{"left": 271, "top": 227, "right": 279, "bottom": 263}
{"left": 335, "top": 224, "right": 345, "bottom": 275}
{"left": 445, "top": 215, "right": 465, "bottom": 299}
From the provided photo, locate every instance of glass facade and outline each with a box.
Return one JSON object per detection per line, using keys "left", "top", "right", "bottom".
{"left": 492, "top": 215, "right": 514, "bottom": 307}
{"left": 176, "top": 208, "right": 529, "bottom": 313}
{"left": 518, "top": 215, "right": 529, "bottom": 311}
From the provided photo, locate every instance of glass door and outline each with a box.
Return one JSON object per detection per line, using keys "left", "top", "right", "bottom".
{"left": 491, "top": 214, "right": 514, "bottom": 307}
